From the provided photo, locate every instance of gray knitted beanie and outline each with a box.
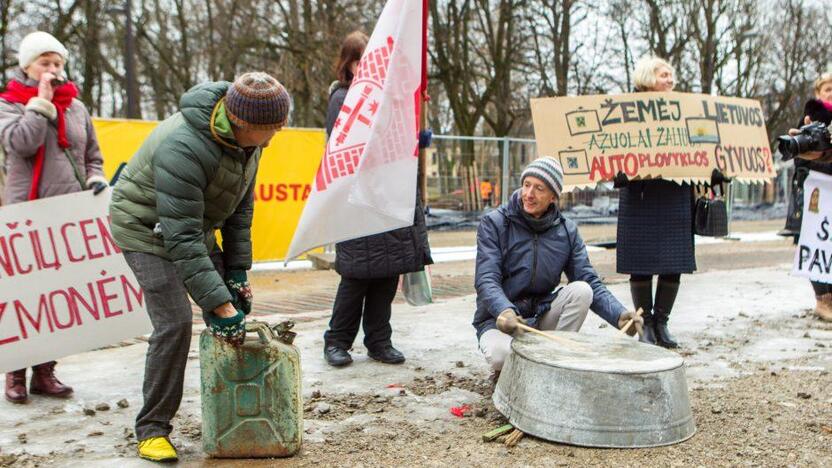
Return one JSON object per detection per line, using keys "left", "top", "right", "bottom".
{"left": 521, "top": 157, "right": 564, "bottom": 196}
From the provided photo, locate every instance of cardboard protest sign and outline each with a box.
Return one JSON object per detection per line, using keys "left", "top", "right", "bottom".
{"left": 531, "top": 92, "right": 774, "bottom": 191}
{"left": 793, "top": 171, "right": 832, "bottom": 283}
{"left": 0, "top": 189, "right": 151, "bottom": 373}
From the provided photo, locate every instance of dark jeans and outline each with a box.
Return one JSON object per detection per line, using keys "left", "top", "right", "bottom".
{"left": 324, "top": 276, "right": 399, "bottom": 351}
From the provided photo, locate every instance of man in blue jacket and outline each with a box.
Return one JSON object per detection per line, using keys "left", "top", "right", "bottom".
{"left": 474, "top": 157, "right": 642, "bottom": 371}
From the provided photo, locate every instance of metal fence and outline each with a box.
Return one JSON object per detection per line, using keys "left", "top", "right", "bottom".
{"left": 425, "top": 134, "right": 785, "bottom": 212}
{"left": 425, "top": 135, "right": 534, "bottom": 210}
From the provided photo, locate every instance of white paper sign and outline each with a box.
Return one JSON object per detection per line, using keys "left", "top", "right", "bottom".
{"left": 0, "top": 189, "right": 151, "bottom": 373}
{"left": 793, "top": 171, "right": 832, "bottom": 284}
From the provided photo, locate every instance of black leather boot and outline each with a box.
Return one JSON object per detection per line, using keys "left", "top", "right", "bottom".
{"left": 654, "top": 279, "right": 680, "bottom": 349}
{"left": 324, "top": 346, "right": 353, "bottom": 367}
{"left": 368, "top": 344, "right": 405, "bottom": 364}
{"left": 630, "top": 279, "right": 656, "bottom": 345}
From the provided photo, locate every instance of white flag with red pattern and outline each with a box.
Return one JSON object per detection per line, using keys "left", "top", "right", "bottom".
{"left": 286, "top": 0, "right": 426, "bottom": 260}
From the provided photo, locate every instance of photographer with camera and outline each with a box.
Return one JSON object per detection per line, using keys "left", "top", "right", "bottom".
{"left": 781, "top": 73, "right": 832, "bottom": 321}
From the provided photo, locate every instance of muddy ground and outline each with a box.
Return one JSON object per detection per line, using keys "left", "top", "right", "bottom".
{"left": 265, "top": 367, "right": 832, "bottom": 467}
{"left": 2, "top": 221, "right": 831, "bottom": 467}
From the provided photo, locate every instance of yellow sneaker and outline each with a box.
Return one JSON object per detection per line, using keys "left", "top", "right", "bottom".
{"left": 137, "top": 436, "right": 178, "bottom": 463}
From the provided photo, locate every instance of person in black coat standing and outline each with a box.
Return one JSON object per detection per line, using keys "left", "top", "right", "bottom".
{"left": 323, "top": 31, "right": 433, "bottom": 367}
{"left": 616, "top": 56, "right": 694, "bottom": 349}
{"left": 786, "top": 73, "right": 832, "bottom": 321}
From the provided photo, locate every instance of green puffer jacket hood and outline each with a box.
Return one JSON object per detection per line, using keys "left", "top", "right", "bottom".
{"left": 180, "top": 81, "right": 235, "bottom": 143}
{"left": 109, "top": 81, "right": 260, "bottom": 313}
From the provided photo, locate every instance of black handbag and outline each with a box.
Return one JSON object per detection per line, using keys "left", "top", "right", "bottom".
{"left": 784, "top": 166, "right": 809, "bottom": 234}
{"left": 694, "top": 182, "right": 728, "bottom": 237}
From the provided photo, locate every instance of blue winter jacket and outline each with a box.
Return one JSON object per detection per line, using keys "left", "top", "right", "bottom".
{"left": 473, "top": 190, "right": 626, "bottom": 339}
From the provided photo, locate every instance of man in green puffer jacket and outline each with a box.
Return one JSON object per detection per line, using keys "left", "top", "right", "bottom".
{"left": 109, "top": 72, "right": 291, "bottom": 463}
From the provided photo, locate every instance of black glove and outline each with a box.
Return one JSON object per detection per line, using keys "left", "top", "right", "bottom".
{"left": 90, "top": 181, "right": 108, "bottom": 195}
{"left": 418, "top": 129, "right": 433, "bottom": 149}
{"left": 613, "top": 171, "right": 629, "bottom": 188}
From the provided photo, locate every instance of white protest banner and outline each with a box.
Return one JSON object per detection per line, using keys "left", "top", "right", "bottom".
{"left": 0, "top": 189, "right": 151, "bottom": 373}
{"left": 286, "top": 0, "right": 425, "bottom": 260}
{"left": 793, "top": 171, "right": 832, "bottom": 283}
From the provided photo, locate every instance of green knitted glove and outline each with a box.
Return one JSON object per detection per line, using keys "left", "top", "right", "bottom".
{"left": 225, "top": 270, "right": 253, "bottom": 315}
{"left": 208, "top": 310, "right": 246, "bottom": 346}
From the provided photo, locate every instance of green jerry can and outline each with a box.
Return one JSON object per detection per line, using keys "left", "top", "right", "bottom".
{"left": 199, "top": 320, "right": 302, "bottom": 458}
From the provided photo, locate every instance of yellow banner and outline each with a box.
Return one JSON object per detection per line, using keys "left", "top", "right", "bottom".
{"left": 93, "top": 118, "right": 325, "bottom": 261}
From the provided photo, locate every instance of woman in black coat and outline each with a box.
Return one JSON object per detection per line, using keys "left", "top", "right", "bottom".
{"left": 322, "top": 31, "right": 433, "bottom": 367}
{"left": 616, "top": 56, "right": 694, "bottom": 348}
{"left": 787, "top": 73, "right": 832, "bottom": 321}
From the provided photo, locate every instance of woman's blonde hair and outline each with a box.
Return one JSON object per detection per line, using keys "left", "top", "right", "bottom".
{"left": 814, "top": 73, "right": 832, "bottom": 95}
{"left": 633, "top": 56, "right": 675, "bottom": 91}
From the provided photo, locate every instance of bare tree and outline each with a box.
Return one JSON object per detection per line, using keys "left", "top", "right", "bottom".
{"left": 604, "top": 0, "right": 635, "bottom": 91}
{"left": 474, "top": 0, "right": 527, "bottom": 137}
{"left": 430, "top": 0, "right": 499, "bottom": 209}
{"left": 759, "top": 0, "right": 832, "bottom": 145}
{"left": 637, "top": 0, "right": 693, "bottom": 89}
{"left": 685, "top": 0, "right": 758, "bottom": 94}
{"left": 525, "top": 0, "right": 583, "bottom": 97}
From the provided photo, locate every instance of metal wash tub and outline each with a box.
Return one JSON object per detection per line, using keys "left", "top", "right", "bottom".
{"left": 493, "top": 332, "right": 696, "bottom": 448}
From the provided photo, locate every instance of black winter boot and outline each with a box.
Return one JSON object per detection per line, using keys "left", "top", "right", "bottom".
{"left": 324, "top": 346, "right": 353, "bottom": 367}
{"left": 629, "top": 279, "right": 656, "bottom": 345}
{"left": 654, "top": 279, "right": 680, "bottom": 349}
{"left": 368, "top": 344, "right": 405, "bottom": 364}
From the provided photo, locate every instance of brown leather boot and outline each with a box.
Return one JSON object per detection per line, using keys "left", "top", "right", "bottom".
{"left": 816, "top": 293, "right": 832, "bottom": 322}
{"left": 30, "top": 361, "right": 73, "bottom": 398}
{"left": 5, "top": 369, "right": 28, "bottom": 404}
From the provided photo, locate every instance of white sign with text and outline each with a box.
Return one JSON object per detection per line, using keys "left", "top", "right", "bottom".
{"left": 0, "top": 189, "right": 151, "bottom": 373}
{"left": 793, "top": 171, "right": 832, "bottom": 284}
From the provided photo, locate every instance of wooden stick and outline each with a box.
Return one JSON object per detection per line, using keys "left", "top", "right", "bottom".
{"left": 515, "top": 322, "right": 586, "bottom": 349}
{"left": 505, "top": 429, "right": 524, "bottom": 447}
{"left": 482, "top": 424, "right": 514, "bottom": 442}
{"left": 619, "top": 307, "right": 644, "bottom": 336}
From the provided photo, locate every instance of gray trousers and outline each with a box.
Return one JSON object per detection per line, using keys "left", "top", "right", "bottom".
{"left": 479, "top": 281, "right": 593, "bottom": 372}
{"left": 124, "top": 251, "right": 224, "bottom": 441}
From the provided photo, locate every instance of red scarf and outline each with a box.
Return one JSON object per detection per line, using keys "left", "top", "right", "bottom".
{"left": 0, "top": 79, "right": 79, "bottom": 200}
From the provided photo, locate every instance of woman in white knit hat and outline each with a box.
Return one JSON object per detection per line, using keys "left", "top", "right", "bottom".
{"left": 1, "top": 31, "right": 107, "bottom": 404}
